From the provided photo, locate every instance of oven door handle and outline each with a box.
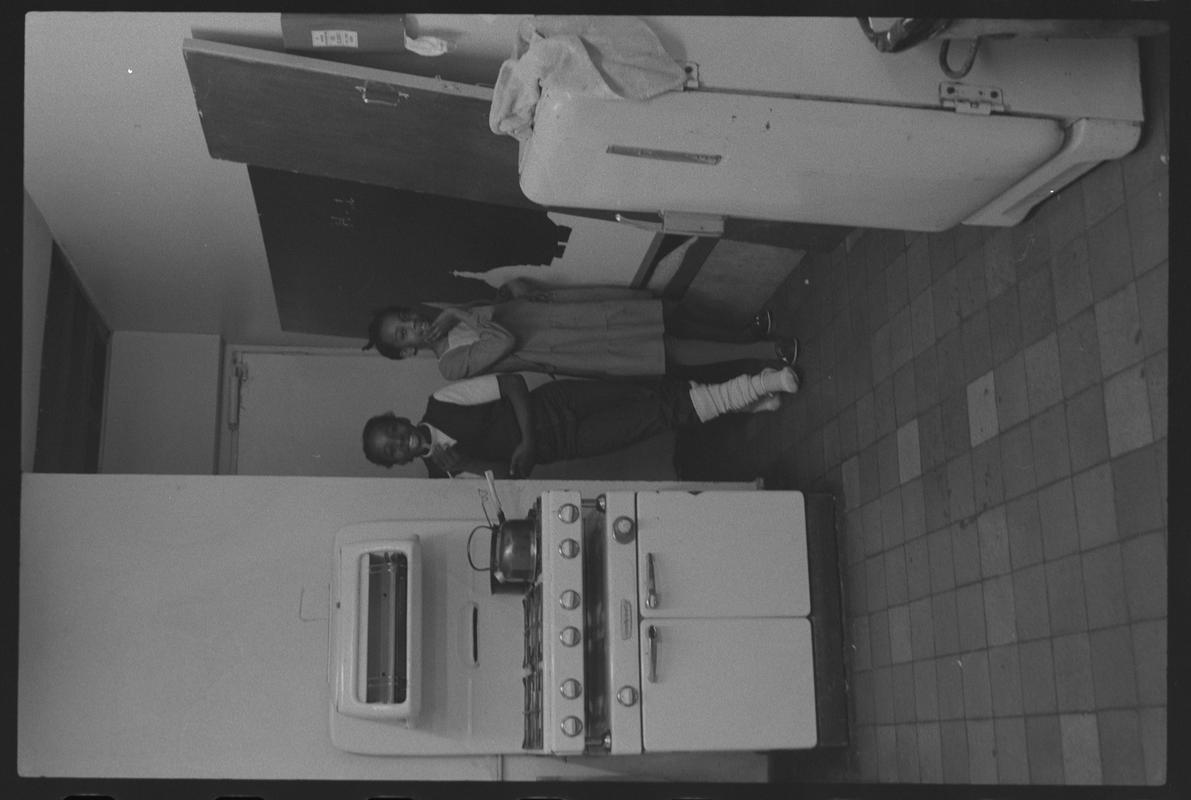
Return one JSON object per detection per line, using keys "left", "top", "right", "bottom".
{"left": 646, "top": 624, "right": 659, "bottom": 683}
{"left": 644, "top": 553, "right": 659, "bottom": 609}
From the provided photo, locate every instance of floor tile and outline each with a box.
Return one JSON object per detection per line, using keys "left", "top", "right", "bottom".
{"left": 932, "top": 591, "right": 960, "bottom": 657}
{"left": 1057, "top": 308, "right": 1103, "bottom": 400}
{"left": 922, "top": 465, "right": 950, "bottom": 532}
{"left": 906, "top": 234, "right": 932, "bottom": 297}
{"left": 1131, "top": 619, "right": 1166, "bottom": 706}
{"left": 933, "top": 267, "right": 962, "bottom": 338}
{"left": 910, "top": 288, "right": 935, "bottom": 358}
{"left": 936, "top": 655, "right": 965, "bottom": 721}
{"left": 1036, "top": 478, "right": 1080, "bottom": 561}
{"left": 896, "top": 419, "right": 921, "bottom": 484}
{"left": 1018, "top": 267, "right": 1057, "bottom": 347}
{"left": 867, "top": 557, "right": 888, "bottom": 615}
{"left": 1125, "top": 179, "right": 1168, "bottom": 276}
{"left": 842, "top": 455, "right": 861, "bottom": 510}
{"left": 1135, "top": 260, "right": 1168, "bottom": 356}
{"left": 1089, "top": 625, "right": 1139, "bottom": 708}
{"left": 901, "top": 478, "right": 927, "bottom": 542}
{"left": 927, "top": 528, "right": 957, "bottom": 593}
{"left": 1050, "top": 234, "right": 1095, "bottom": 325}
{"left": 1080, "top": 159, "right": 1126, "bottom": 227}
{"left": 956, "top": 583, "right": 988, "bottom": 652}
{"left": 946, "top": 454, "right": 976, "bottom": 525}
{"left": 941, "top": 390, "right": 971, "bottom": 462}
{"left": 967, "top": 370, "right": 998, "bottom": 447}
{"left": 895, "top": 722, "right": 920, "bottom": 781}
{"left": 939, "top": 719, "right": 970, "bottom": 782}
{"left": 994, "top": 353, "right": 1030, "bottom": 432}
{"left": 1005, "top": 493, "right": 1044, "bottom": 569}
{"left": 1041, "top": 183, "right": 1087, "bottom": 252}
{"left": 976, "top": 506, "right": 1011, "bottom": 577}
{"left": 1094, "top": 282, "right": 1146, "bottom": 377}
{"left": 1010, "top": 213, "right": 1052, "bottom": 281}
{"left": 856, "top": 723, "right": 879, "bottom": 779}
{"left": 967, "top": 719, "right": 998, "bottom": 783}
{"left": 851, "top": 615, "right": 872, "bottom": 672}
{"left": 1019, "top": 639, "right": 1058, "bottom": 713}
{"left": 1012, "top": 563, "right": 1052, "bottom": 642}
{"left": 970, "top": 438, "right": 1006, "bottom": 514}
{"left": 846, "top": 563, "right": 868, "bottom": 619}
{"left": 893, "top": 661, "right": 917, "bottom": 720}
{"left": 1064, "top": 384, "right": 1110, "bottom": 474}
{"left": 1103, "top": 363, "right": 1154, "bottom": 457}
{"left": 935, "top": 327, "right": 966, "bottom": 398}
{"left": 1098, "top": 710, "right": 1146, "bottom": 785}
{"left": 878, "top": 432, "right": 900, "bottom": 495}
{"left": 890, "top": 306, "right": 914, "bottom": 374}
{"left": 1025, "top": 714, "right": 1065, "bottom": 784}
{"left": 928, "top": 229, "right": 957, "bottom": 280}
{"left": 839, "top": 405, "right": 860, "bottom": 458}
{"left": 874, "top": 377, "right": 898, "bottom": 438}
{"left": 1045, "top": 554, "right": 1089, "bottom": 636}
{"left": 857, "top": 391, "right": 877, "bottom": 449}
{"left": 876, "top": 723, "right": 898, "bottom": 780}
{"left": 916, "top": 722, "right": 944, "bottom": 781}
{"left": 1024, "top": 333, "right": 1063, "bottom": 414}
{"left": 951, "top": 521, "right": 982, "bottom": 587}
{"left": 1030, "top": 404, "right": 1072, "bottom": 486}
{"left": 994, "top": 716, "right": 1030, "bottom": 784}
{"left": 988, "top": 644, "right": 1024, "bottom": 718}
{"left": 956, "top": 247, "right": 989, "bottom": 320}
{"left": 960, "top": 649, "right": 993, "bottom": 718}
{"left": 1144, "top": 350, "right": 1167, "bottom": 440}
{"left": 1121, "top": 531, "right": 1166, "bottom": 621}
{"left": 1053, "top": 633, "right": 1095, "bottom": 712}
{"left": 913, "top": 352, "right": 940, "bottom": 417}
{"left": 1086, "top": 205, "right": 1134, "bottom": 301}
{"left": 1073, "top": 464, "right": 1119, "bottom": 550}
{"left": 873, "top": 664, "right": 895, "bottom": 723}
{"left": 987, "top": 285, "right": 1024, "bottom": 367}
{"left": 1080, "top": 543, "right": 1129, "bottom": 629}
{"left": 983, "top": 575, "right": 1017, "bottom": 648}
{"left": 983, "top": 228, "right": 1016, "bottom": 301}
{"left": 905, "top": 534, "right": 932, "bottom": 603}
{"left": 917, "top": 405, "right": 945, "bottom": 473}
{"left": 860, "top": 448, "right": 881, "bottom": 507}
{"left": 1060, "top": 712, "right": 1103, "bottom": 784}
{"left": 1139, "top": 707, "right": 1166, "bottom": 785}
{"left": 886, "top": 548, "right": 909, "bottom": 608}
{"left": 893, "top": 362, "right": 916, "bottom": 427}
{"left": 853, "top": 669, "right": 876, "bottom": 726}
{"left": 909, "top": 597, "right": 936, "bottom": 661}
{"left": 881, "top": 488, "right": 905, "bottom": 550}
{"left": 886, "top": 252, "right": 910, "bottom": 316}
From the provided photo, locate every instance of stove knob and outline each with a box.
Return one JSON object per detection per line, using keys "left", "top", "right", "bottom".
{"left": 595, "top": 494, "right": 607, "bottom": 512}
{"left": 559, "top": 626, "right": 581, "bottom": 646}
{"left": 560, "top": 679, "right": 582, "bottom": 699}
{"left": 556, "top": 503, "right": 579, "bottom": 523}
{"left": 559, "top": 590, "right": 581, "bottom": 610}
{"left": 612, "top": 516, "right": 636, "bottom": 544}
{"left": 561, "top": 716, "right": 583, "bottom": 737}
{"left": 558, "top": 538, "right": 580, "bottom": 558}
{"left": 616, "top": 686, "right": 639, "bottom": 707}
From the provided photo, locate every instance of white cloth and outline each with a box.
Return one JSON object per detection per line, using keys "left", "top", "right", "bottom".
{"left": 431, "top": 375, "right": 502, "bottom": 405}
{"left": 404, "top": 32, "right": 448, "bottom": 56}
{"left": 489, "top": 15, "right": 688, "bottom": 141}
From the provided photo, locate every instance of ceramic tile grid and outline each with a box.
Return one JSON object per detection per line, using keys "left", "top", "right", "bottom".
{"left": 716, "top": 35, "right": 1168, "bottom": 788}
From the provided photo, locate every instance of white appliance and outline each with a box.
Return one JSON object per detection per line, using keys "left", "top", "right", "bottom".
{"left": 329, "top": 488, "right": 844, "bottom": 756}
{"left": 517, "top": 17, "right": 1144, "bottom": 231}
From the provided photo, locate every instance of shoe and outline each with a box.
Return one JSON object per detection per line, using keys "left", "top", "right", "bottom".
{"left": 747, "top": 309, "right": 774, "bottom": 339}
{"left": 775, "top": 337, "right": 800, "bottom": 367}
{"left": 756, "top": 366, "right": 800, "bottom": 395}
{"left": 744, "top": 394, "right": 782, "bottom": 413}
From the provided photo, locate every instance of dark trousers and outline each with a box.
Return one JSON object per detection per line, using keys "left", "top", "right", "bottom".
{"left": 530, "top": 378, "right": 699, "bottom": 464}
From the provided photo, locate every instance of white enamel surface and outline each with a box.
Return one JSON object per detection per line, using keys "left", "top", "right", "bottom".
{"left": 602, "top": 491, "right": 644, "bottom": 755}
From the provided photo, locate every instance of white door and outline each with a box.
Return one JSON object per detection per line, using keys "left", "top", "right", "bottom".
{"left": 639, "top": 617, "right": 817, "bottom": 751}
{"left": 227, "top": 349, "right": 678, "bottom": 479}
{"left": 636, "top": 491, "right": 810, "bottom": 618}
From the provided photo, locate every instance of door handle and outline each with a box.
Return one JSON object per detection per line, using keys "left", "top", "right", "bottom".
{"left": 646, "top": 625, "right": 659, "bottom": 683}
{"left": 644, "top": 553, "right": 659, "bottom": 609}
{"left": 355, "top": 83, "right": 410, "bottom": 108}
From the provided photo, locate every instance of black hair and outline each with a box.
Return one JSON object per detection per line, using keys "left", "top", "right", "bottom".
{"left": 362, "top": 411, "right": 403, "bottom": 467}
{"left": 363, "top": 306, "right": 423, "bottom": 360}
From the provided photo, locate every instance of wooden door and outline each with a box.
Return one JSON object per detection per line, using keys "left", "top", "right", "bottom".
{"left": 183, "top": 38, "right": 533, "bottom": 209}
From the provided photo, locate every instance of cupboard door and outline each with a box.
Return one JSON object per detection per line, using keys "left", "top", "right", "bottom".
{"left": 635, "top": 491, "right": 810, "bottom": 618}
{"left": 639, "top": 617, "right": 817, "bottom": 751}
{"left": 183, "top": 38, "right": 532, "bottom": 209}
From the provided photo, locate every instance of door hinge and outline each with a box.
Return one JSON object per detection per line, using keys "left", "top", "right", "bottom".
{"left": 939, "top": 81, "right": 1005, "bottom": 115}
{"left": 682, "top": 61, "right": 700, "bottom": 89}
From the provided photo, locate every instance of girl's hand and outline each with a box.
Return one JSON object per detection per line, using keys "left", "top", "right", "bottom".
{"left": 509, "top": 440, "right": 536, "bottom": 479}
{"left": 426, "top": 309, "right": 458, "bottom": 342}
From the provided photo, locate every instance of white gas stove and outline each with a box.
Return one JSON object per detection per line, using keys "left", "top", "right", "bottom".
{"left": 524, "top": 489, "right": 833, "bottom": 755}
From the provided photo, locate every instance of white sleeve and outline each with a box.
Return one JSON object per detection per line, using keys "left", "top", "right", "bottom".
{"left": 431, "top": 375, "right": 502, "bottom": 406}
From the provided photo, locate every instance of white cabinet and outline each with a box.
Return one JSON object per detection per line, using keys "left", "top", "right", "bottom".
{"left": 637, "top": 617, "right": 817, "bottom": 751}
{"left": 635, "top": 491, "right": 810, "bottom": 618}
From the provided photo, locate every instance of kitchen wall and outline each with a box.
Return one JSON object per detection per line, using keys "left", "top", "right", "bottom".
{"left": 18, "top": 473, "right": 765, "bottom": 782}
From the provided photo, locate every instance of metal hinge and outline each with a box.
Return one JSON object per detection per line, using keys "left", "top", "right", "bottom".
{"left": 939, "top": 81, "right": 1005, "bottom": 115}
{"left": 682, "top": 61, "right": 700, "bottom": 89}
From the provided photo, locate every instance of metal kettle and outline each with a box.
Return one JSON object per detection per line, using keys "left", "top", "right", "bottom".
{"left": 489, "top": 512, "right": 538, "bottom": 594}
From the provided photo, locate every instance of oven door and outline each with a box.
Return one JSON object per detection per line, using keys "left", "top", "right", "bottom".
{"left": 635, "top": 491, "right": 811, "bottom": 619}
{"left": 638, "top": 617, "right": 818, "bottom": 751}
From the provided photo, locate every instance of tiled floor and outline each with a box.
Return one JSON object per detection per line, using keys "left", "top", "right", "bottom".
{"left": 677, "top": 35, "right": 1169, "bottom": 786}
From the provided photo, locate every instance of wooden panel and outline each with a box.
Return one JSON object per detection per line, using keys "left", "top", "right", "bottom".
{"left": 183, "top": 38, "right": 533, "bottom": 209}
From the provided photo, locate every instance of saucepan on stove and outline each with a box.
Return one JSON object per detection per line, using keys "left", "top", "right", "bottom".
{"left": 466, "top": 472, "right": 540, "bottom": 594}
